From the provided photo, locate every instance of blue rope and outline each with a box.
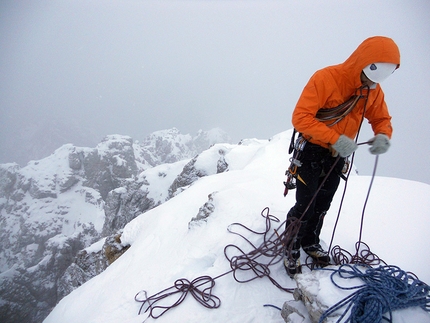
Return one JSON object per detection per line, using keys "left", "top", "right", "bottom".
{"left": 318, "top": 264, "right": 430, "bottom": 323}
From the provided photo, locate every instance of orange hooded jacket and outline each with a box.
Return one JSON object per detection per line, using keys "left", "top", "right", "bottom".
{"left": 292, "top": 36, "right": 401, "bottom": 149}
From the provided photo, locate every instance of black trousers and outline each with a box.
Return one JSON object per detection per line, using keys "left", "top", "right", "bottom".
{"left": 286, "top": 142, "right": 345, "bottom": 249}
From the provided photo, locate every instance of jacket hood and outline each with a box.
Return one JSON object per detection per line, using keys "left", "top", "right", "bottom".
{"left": 342, "top": 36, "right": 400, "bottom": 87}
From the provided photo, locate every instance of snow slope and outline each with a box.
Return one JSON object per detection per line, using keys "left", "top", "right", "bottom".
{"left": 43, "top": 130, "right": 430, "bottom": 323}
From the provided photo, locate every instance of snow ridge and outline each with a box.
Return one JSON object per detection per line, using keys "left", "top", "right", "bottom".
{"left": 41, "top": 130, "right": 430, "bottom": 323}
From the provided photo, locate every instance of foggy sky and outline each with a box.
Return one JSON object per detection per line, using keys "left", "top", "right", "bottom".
{"left": 1, "top": 0, "right": 429, "bottom": 184}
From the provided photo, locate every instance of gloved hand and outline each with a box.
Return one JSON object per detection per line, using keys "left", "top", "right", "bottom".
{"left": 331, "top": 135, "right": 358, "bottom": 157}
{"left": 368, "top": 134, "right": 390, "bottom": 155}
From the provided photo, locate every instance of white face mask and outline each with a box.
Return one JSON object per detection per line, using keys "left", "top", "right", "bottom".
{"left": 363, "top": 63, "right": 397, "bottom": 84}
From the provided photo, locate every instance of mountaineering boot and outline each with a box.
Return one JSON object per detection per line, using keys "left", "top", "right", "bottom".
{"left": 302, "top": 244, "right": 330, "bottom": 265}
{"left": 284, "top": 249, "right": 301, "bottom": 278}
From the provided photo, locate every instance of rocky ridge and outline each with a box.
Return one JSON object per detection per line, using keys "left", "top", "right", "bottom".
{"left": 0, "top": 128, "right": 231, "bottom": 323}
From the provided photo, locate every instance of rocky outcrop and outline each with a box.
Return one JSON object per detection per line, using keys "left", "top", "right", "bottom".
{"left": 168, "top": 145, "right": 230, "bottom": 197}
{"left": 168, "top": 158, "right": 208, "bottom": 197}
{"left": 80, "top": 135, "right": 139, "bottom": 199}
{"left": 102, "top": 178, "right": 156, "bottom": 236}
{"left": 58, "top": 233, "right": 129, "bottom": 300}
{"left": 281, "top": 268, "right": 355, "bottom": 323}
{"left": 188, "top": 192, "right": 217, "bottom": 228}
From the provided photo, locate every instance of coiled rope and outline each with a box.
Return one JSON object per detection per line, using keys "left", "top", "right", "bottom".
{"left": 135, "top": 207, "right": 294, "bottom": 320}
{"left": 135, "top": 276, "right": 221, "bottom": 319}
{"left": 318, "top": 264, "right": 430, "bottom": 323}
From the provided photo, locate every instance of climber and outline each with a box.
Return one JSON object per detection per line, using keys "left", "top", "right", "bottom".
{"left": 284, "top": 36, "right": 401, "bottom": 277}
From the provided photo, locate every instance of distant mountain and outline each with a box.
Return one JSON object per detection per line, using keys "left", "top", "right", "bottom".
{"left": 0, "top": 127, "right": 231, "bottom": 323}
{"left": 134, "top": 127, "right": 231, "bottom": 168}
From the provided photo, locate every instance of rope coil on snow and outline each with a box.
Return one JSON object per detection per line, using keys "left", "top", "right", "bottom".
{"left": 224, "top": 207, "right": 293, "bottom": 292}
{"left": 135, "top": 207, "right": 294, "bottom": 320}
{"left": 318, "top": 264, "right": 430, "bottom": 323}
{"left": 135, "top": 276, "right": 221, "bottom": 319}
{"left": 330, "top": 241, "right": 387, "bottom": 267}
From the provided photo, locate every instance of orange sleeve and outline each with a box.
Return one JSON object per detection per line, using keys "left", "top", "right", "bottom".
{"left": 292, "top": 71, "right": 341, "bottom": 145}
{"left": 365, "top": 88, "right": 393, "bottom": 139}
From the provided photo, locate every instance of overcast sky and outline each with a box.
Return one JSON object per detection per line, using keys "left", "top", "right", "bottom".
{"left": 1, "top": 0, "right": 429, "bottom": 184}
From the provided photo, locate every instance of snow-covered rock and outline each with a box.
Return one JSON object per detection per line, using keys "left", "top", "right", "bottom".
{"left": 168, "top": 143, "right": 232, "bottom": 197}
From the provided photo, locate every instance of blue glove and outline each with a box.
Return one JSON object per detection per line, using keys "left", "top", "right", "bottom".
{"left": 369, "top": 134, "right": 390, "bottom": 155}
{"left": 331, "top": 135, "right": 358, "bottom": 157}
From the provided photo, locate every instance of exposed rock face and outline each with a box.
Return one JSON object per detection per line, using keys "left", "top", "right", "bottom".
{"left": 188, "top": 192, "right": 218, "bottom": 228}
{"left": 102, "top": 178, "right": 156, "bottom": 237}
{"left": 169, "top": 145, "right": 230, "bottom": 197}
{"left": 80, "top": 135, "right": 139, "bottom": 199}
{"left": 0, "top": 230, "right": 95, "bottom": 323}
{"left": 168, "top": 157, "right": 208, "bottom": 197}
{"left": 58, "top": 233, "right": 130, "bottom": 300}
{"left": 0, "top": 128, "right": 231, "bottom": 323}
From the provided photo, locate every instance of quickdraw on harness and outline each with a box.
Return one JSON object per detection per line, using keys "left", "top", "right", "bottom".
{"left": 283, "top": 88, "right": 368, "bottom": 197}
{"left": 283, "top": 129, "right": 306, "bottom": 196}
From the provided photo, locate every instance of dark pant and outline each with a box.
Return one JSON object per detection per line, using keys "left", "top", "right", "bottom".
{"left": 286, "top": 142, "right": 345, "bottom": 249}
